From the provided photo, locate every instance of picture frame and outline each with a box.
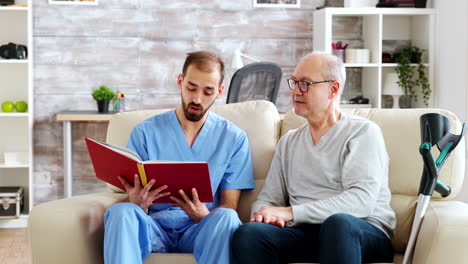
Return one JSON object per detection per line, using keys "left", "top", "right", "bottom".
{"left": 253, "top": 0, "right": 301, "bottom": 8}
{"left": 48, "top": 0, "right": 98, "bottom": 5}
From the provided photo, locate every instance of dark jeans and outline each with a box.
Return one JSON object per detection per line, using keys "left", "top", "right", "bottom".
{"left": 231, "top": 213, "right": 393, "bottom": 264}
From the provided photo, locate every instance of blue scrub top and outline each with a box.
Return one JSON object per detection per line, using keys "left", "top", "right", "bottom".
{"left": 127, "top": 110, "right": 254, "bottom": 230}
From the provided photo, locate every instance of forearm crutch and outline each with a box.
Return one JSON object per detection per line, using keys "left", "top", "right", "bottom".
{"left": 402, "top": 113, "right": 466, "bottom": 264}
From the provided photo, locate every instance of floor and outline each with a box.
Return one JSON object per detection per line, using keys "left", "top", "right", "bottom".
{"left": 0, "top": 228, "right": 31, "bottom": 264}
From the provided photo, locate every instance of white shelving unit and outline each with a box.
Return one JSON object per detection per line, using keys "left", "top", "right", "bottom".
{"left": 314, "top": 8, "right": 435, "bottom": 108}
{"left": 0, "top": 0, "right": 33, "bottom": 228}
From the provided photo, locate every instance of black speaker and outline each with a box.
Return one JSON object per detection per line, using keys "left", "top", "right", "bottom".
{"left": 0, "top": 0, "right": 14, "bottom": 6}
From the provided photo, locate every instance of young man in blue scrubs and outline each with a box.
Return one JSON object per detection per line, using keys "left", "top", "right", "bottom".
{"left": 104, "top": 51, "right": 255, "bottom": 264}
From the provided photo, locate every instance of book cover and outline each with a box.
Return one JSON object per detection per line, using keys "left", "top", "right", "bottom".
{"left": 85, "top": 137, "right": 214, "bottom": 203}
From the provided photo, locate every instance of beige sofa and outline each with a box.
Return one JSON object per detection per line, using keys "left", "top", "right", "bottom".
{"left": 30, "top": 100, "right": 468, "bottom": 264}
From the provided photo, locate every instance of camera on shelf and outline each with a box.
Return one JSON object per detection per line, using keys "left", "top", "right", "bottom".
{"left": 0, "top": 43, "right": 28, "bottom": 60}
{"left": 0, "top": 1, "right": 14, "bottom": 6}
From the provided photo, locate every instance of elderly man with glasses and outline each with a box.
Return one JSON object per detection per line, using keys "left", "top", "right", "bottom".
{"left": 231, "top": 52, "right": 396, "bottom": 264}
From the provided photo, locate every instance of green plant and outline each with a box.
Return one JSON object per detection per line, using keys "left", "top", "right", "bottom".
{"left": 92, "top": 85, "right": 116, "bottom": 101}
{"left": 395, "top": 46, "right": 431, "bottom": 106}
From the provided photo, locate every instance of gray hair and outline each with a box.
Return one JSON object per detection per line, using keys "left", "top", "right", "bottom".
{"left": 306, "top": 51, "right": 346, "bottom": 102}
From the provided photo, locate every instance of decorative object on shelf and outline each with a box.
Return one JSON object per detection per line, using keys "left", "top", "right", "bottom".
{"left": 1, "top": 101, "right": 14, "bottom": 112}
{"left": 382, "top": 52, "right": 394, "bottom": 63}
{"left": 3, "top": 152, "right": 28, "bottom": 165}
{"left": 345, "top": 49, "right": 370, "bottom": 64}
{"left": 253, "top": 0, "right": 300, "bottom": 8}
{"left": 340, "top": 103, "right": 372, "bottom": 109}
{"left": 113, "top": 90, "right": 125, "bottom": 112}
{"left": 344, "top": 0, "right": 378, "bottom": 8}
{"left": 383, "top": 72, "right": 404, "bottom": 109}
{"left": 414, "top": 0, "right": 427, "bottom": 8}
{"left": 394, "top": 46, "right": 431, "bottom": 106}
{"left": 0, "top": 101, "right": 28, "bottom": 113}
{"left": 349, "top": 95, "right": 370, "bottom": 104}
{"left": 332, "top": 41, "right": 348, "bottom": 62}
{"left": 376, "top": 0, "right": 410, "bottom": 7}
{"left": 15, "top": 101, "right": 28, "bottom": 113}
{"left": 0, "top": 0, "right": 14, "bottom": 6}
{"left": 49, "top": 0, "right": 98, "bottom": 5}
{"left": 0, "top": 187, "right": 24, "bottom": 218}
{"left": 376, "top": 0, "right": 427, "bottom": 8}
{"left": 92, "top": 85, "right": 116, "bottom": 113}
{"left": 0, "top": 43, "right": 27, "bottom": 60}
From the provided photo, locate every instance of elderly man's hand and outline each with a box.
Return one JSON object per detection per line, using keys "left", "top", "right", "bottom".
{"left": 250, "top": 206, "right": 293, "bottom": 228}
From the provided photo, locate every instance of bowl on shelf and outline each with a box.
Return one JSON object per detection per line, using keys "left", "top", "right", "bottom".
{"left": 345, "top": 49, "right": 370, "bottom": 64}
{"left": 3, "top": 152, "right": 28, "bottom": 165}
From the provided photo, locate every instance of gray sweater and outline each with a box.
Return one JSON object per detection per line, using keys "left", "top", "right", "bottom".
{"left": 252, "top": 112, "right": 396, "bottom": 239}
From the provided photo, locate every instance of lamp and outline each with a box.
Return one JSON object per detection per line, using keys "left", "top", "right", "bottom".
{"left": 231, "top": 49, "right": 261, "bottom": 70}
{"left": 383, "top": 72, "right": 404, "bottom": 109}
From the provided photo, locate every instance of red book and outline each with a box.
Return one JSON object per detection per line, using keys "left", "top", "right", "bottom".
{"left": 85, "top": 137, "right": 213, "bottom": 203}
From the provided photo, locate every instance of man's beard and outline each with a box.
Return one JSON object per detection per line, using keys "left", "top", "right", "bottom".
{"left": 182, "top": 98, "right": 216, "bottom": 122}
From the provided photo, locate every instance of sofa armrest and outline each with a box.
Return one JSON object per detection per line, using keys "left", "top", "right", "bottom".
{"left": 29, "top": 192, "right": 127, "bottom": 264}
{"left": 413, "top": 200, "right": 468, "bottom": 264}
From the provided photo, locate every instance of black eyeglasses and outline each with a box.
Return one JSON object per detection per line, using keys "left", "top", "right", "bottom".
{"left": 287, "top": 79, "right": 335, "bottom": 93}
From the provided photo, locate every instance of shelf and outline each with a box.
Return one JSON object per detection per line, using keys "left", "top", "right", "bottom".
{"left": 341, "top": 104, "right": 372, "bottom": 109}
{"left": 49, "top": 1, "right": 97, "bottom": 5}
{"left": 0, "top": 0, "right": 33, "bottom": 229}
{"left": 0, "top": 59, "right": 29, "bottom": 64}
{"left": 0, "top": 163, "right": 30, "bottom": 168}
{"left": 382, "top": 63, "right": 429, "bottom": 67}
{"left": 0, "top": 214, "right": 28, "bottom": 228}
{"left": 314, "top": 7, "right": 435, "bottom": 108}
{"left": 322, "top": 7, "right": 436, "bottom": 16}
{"left": 0, "top": 113, "right": 29, "bottom": 117}
{"left": 344, "top": 63, "right": 379, "bottom": 68}
{"left": 0, "top": 214, "right": 28, "bottom": 220}
{"left": 0, "top": 6, "right": 28, "bottom": 11}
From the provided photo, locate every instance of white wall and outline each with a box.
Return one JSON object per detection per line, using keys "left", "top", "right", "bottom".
{"left": 433, "top": 0, "right": 468, "bottom": 202}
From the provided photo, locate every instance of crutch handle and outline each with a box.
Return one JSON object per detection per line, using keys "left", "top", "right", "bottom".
{"left": 419, "top": 143, "right": 438, "bottom": 179}
{"left": 435, "top": 180, "right": 451, "bottom": 197}
{"left": 419, "top": 143, "right": 438, "bottom": 196}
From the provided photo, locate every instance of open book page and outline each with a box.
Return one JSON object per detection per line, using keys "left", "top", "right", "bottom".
{"left": 86, "top": 138, "right": 143, "bottom": 163}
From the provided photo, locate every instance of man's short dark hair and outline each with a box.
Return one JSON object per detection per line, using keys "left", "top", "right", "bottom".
{"left": 182, "top": 51, "right": 225, "bottom": 85}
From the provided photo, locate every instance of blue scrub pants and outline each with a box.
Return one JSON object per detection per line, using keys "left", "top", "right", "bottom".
{"left": 231, "top": 213, "right": 394, "bottom": 264}
{"left": 104, "top": 203, "right": 241, "bottom": 264}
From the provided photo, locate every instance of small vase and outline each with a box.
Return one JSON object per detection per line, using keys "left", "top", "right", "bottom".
{"left": 96, "top": 100, "right": 110, "bottom": 113}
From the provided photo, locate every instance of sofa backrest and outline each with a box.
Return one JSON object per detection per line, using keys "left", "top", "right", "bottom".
{"left": 280, "top": 108, "right": 465, "bottom": 253}
{"left": 106, "top": 100, "right": 281, "bottom": 222}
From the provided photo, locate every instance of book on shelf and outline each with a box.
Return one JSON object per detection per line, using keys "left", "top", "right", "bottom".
{"left": 85, "top": 137, "right": 213, "bottom": 203}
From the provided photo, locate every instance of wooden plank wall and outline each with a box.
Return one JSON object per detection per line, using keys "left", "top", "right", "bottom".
{"left": 32, "top": 0, "right": 346, "bottom": 204}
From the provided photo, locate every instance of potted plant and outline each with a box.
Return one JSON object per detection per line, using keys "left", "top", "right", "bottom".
{"left": 92, "top": 85, "right": 116, "bottom": 113}
{"left": 394, "top": 46, "right": 431, "bottom": 106}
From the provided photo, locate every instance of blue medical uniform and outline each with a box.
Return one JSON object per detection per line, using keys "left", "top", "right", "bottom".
{"left": 104, "top": 110, "right": 254, "bottom": 264}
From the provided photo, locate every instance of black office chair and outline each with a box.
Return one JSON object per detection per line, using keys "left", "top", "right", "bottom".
{"left": 226, "top": 62, "right": 282, "bottom": 104}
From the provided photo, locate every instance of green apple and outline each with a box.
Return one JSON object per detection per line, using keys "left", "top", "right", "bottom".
{"left": 1, "top": 101, "right": 14, "bottom": 112}
{"left": 15, "top": 101, "right": 28, "bottom": 113}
